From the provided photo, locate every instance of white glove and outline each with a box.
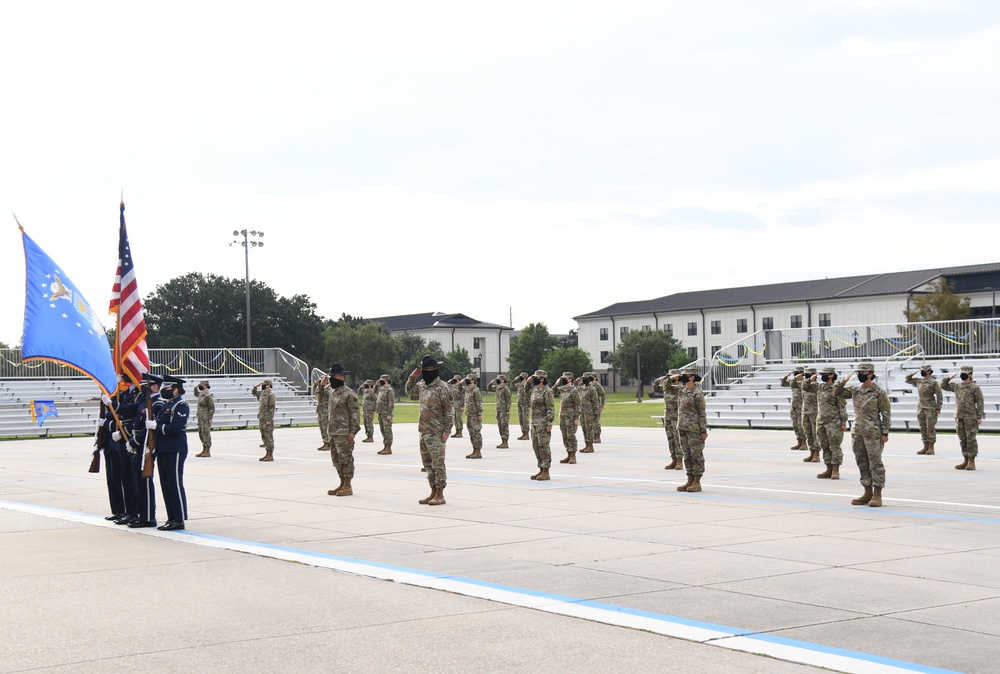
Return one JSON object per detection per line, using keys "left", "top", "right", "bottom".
{"left": 111, "top": 431, "right": 122, "bottom": 442}
{"left": 101, "top": 394, "right": 112, "bottom": 405}
{"left": 98, "top": 417, "right": 106, "bottom": 424}
{"left": 145, "top": 420, "right": 157, "bottom": 431}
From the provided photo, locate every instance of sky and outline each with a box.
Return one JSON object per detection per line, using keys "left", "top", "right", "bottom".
{"left": 2, "top": 1, "right": 999, "bottom": 347}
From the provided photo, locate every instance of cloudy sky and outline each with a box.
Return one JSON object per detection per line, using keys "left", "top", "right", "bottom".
{"left": 2, "top": 1, "right": 998, "bottom": 347}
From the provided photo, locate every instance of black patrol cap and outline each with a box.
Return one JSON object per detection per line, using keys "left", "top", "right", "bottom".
{"left": 329, "top": 363, "right": 349, "bottom": 375}
{"left": 143, "top": 373, "right": 164, "bottom": 385}
{"left": 163, "top": 374, "right": 186, "bottom": 385}
{"left": 420, "top": 354, "right": 439, "bottom": 369}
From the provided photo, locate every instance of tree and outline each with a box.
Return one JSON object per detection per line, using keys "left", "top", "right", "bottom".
{"left": 607, "top": 329, "right": 684, "bottom": 384}
{"left": 557, "top": 329, "right": 578, "bottom": 349}
{"left": 539, "top": 347, "right": 593, "bottom": 380}
{"left": 0, "top": 341, "right": 9, "bottom": 349}
{"left": 322, "top": 319, "right": 398, "bottom": 387}
{"left": 904, "top": 279, "right": 971, "bottom": 322}
{"left": 441, "top": 346, "right": 473, "bottom": 382}
{"left": 507, "top": 323, "right": 558, "bottom": 375}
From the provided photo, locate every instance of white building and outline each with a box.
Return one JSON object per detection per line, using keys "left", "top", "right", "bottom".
{"left": 575, "top": 263, "right": 1000, "bottom": 389}
{"left": 369, "top": 311, "right": 513, "bottom": 381}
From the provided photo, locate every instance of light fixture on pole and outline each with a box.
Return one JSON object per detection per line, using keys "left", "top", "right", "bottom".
{"left": 229, "top": 229, "right": 264, "bottom": 348}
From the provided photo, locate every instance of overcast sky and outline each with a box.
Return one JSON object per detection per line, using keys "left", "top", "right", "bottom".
{"left": 2, "top": 1, "right": 999, "bottom": 347}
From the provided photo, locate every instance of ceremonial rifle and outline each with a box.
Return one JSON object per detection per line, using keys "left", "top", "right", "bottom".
{"left": 90, "top": 400, "right": 106, "bottom": 473}
{"left": 141, "top": 385, "right": 156, "bottom": 479}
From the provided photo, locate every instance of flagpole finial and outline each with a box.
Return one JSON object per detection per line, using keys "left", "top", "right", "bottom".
{"left": 120, "top": 187, "right": 124, "bottom": 211}
{"left": 12, "top": 211, "right": 23, "bottom": 233}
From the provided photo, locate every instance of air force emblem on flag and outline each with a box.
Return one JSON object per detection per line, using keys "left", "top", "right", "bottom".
{"left": 30, "top": 400, "right": 59, "bottom": 426}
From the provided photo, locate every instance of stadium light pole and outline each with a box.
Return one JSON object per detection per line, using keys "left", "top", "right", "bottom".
{"left": 635, "top": 341, "right": 643, "bottom": 403}
{"left": 230, "top": 229, "right": 264, "bottom": 348}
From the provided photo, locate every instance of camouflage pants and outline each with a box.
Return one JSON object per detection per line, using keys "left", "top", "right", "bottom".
{"left": 419, "top": 433, "right": 447, "bottom": 489}
{"left": 679, "top": 429, "right": 705, "bottom": 476}
{"left": 363, "top": 409, "right": 375, "bottom": 438}
{"left": 956, "top": 418, "right": 979, "bottom": 458}
{"left": 258, "top": 419, "right": 274, "bottom": 451}
{"left": 816, "top": 420, "right": 844, "bottom": 465}
{"left": 496, "top": 409, "right": 510, "bottom": 441}
{"left": 664, "top": 412, "right": 681, "bottom": 459}
{"left": 790, "top": 404, "right": 805, "bottom": 442}
{"left": 559, "top": 416, "right": 578, "bottom": 453}
{"left": 851, "top": 434, "right": 885, "bottom": 488}
{"left": 378, "top": 413, "right": 393, "bottom": 446}
{"left": 581, "top": 414, "right": 597, "bottom": 443}
{"left": 197, "top": 417, "right": 212, "bottom": 449}
{"left": 317, "top": 408, "right": 330, "bottom": 444}
{"left": 917, "top": 408, "right": 939, "bottom": 444}
{"left": 594, "top": 411, "right": 603, "bottom": 438}
{"left": 466, "top": 414, "right": 483, "bottom": 450}
{"left": 517, "top": 402, "right": 530, "bottom": 435}
{"left": 330, "top": 434, "right": 355, "bottom": 479}
{"left": 801, "top": 412, "right": 818, "bottom": 450}
{"left": 455, "top": 402, "right": 465, "bottom": 429}
{"left": 531, "top": 424, "right": 552, "bottom": 469}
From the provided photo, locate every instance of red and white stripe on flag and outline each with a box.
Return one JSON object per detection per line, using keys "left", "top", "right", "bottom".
{"left": 110, "top": 202, "right": 149, "bottom": 386}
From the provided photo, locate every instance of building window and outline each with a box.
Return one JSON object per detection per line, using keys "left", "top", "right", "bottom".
{"left": 687, "top": 322, "right": 698, "bottom": 336}
{"left": 642, "top": 325, "right": 651, "bottom": 331}
{"left": 473, "top": 337, "right": 482, "bottom": 350}
{"left": 600, "top": 373, "right": 609, "bottom": 386}
{"left": 790, "top": 315, "right": 803, "bottom": 329}
{"left": 762, "top": 317, "right": 774, "bottom": 330}
{"left": 620, "top": 326, "right": 629, "bottom": 338}
{"left": 818, "top": 313, "right": 831, "bottom": 327}
{"left": 473, "top": 355, "right": 482, "bottom": 368}
{"left": 600, "top": 351, "right": 609, "bottom": 363}
{"left": 737, "top": 318, "right": 748, "bottom": 333}
{"left": 599, "top": 327, "right": 608, "bottom": 341}
{"left": 664, "top": 324, "right": 673, "bottom": 335}
{"left": 711, "top": 320, "right": 721, "bottom": 335}
{"left": 687, "top": 346, "right": 698, "bottom": 359}
{"left": 791, "top": 342, "right": 803, "bottom": 357}
{"left": 711, "top": 346, "right": 721, "bottom": 356}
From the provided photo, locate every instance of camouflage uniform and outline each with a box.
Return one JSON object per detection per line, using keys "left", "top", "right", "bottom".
{"left": 195, "top": 382, "right": 215, "bottom": 451}
{"left": 803, "top": 368, "right": 848, "bottom": 471}
{"left": 464, "top": 375, "right": 483, "bottom": 454}
{"left": 405, "top": 369, "right": 454, "bottom": 490}
{"left": 375, "top": 375, "right": 394, "bottom": 449}
{"left": 834, "top": 367, "right": 891, "bottom": 491}
{"left": 656, "top": 371, "right": 682, "bottom": 466}
{"left": 554, "top": 372, "right": 580, "bottom": 455}
{"left": 326, "top": 381, "right": 361, "bottom": 481}
{"left": 314, "top": 378, "right": 331, "bottom": 448}
{"left": 252, "top": 381, "right": 277, "bottom": 453}
{"left": 579, "top": 378, "right": 600, "bottom": 447}
{"left": 529, "top": 370, "right": 555, "bottom": 473}
{"left": 487, "top": 378, "right": 512, "bottom": 444}
{"left": 800, "top": 367, "right": 819, "bottom": 452}
{"left": 941, "top": 367, "right": 985, "bottom": 466}
{"left": 905, "top": 370, "right": 943, "bottom": 447}
{"left": 676, "top": 376, "right": 707, "bottom": 478}
{"left": 514, "top": 373, "right": 531, "bottom": 438}
{"left": 591, "top": 373, "right": 606, "bottom": 442}
{"left": 359, "top": 380, "right": 376, "bottom": 441}
{"left": 780, "top": 368, "right": 807, "bottom": 448}
{"left": 451, "top": 378, "right": 467, "bottom": 436}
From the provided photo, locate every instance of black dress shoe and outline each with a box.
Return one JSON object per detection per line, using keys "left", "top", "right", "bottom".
{"left": 104, "top": 514, "right": 123, "bottom": 521}
{"left": 157, "top": 521, "right": 185, "bottom": 531}
{"left": 127, "top": 519, "right": 157, "bottom": 528}
{"left": 115, "top": 516, "right": 137, "bottom": 526}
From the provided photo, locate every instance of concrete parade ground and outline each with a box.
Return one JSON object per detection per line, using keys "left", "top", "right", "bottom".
{"left": 3, "top": 424, "right": 999, "bottom": 673}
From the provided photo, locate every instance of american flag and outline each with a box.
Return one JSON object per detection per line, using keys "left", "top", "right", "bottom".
{"left": 109, "top": 201, "right": 149, "bottom": 387}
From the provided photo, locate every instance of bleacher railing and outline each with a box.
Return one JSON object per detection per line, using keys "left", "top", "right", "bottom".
{"left": 0, "top": 347, "right": 312, "bottom": 392}
{"left": 687, "top": 318, "right": 1000, "bottom": 391}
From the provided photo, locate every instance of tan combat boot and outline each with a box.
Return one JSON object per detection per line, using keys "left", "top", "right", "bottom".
{"left": 831, "top": 464, "right": 840, "bottom": 480}
{"left": 418, "top": 482, "right": 436, "bottom": 505}
{"left": 466, "top": 450, "right": 482, "bottom": 459}
{"left": 926, "top": 443, "right": 935, "bottom": 455}
{"left": 790, "top": 440, "right": 804, "bottom": 450}
{"left": 559, "top": 453, "right": 572, "bottom": 464}
{"left": 594, "top": 435, "right": 601, "bottom": 444}
{"left": 802, "top": 450, "right": 816, "bottom": 463}
{"left": 674, "top": 457, "right": 684, "bottom": 470}
{"left": 665, "top": 456, "right": 679, "bottom": 470}
{"left": 851, "top": 485, "right": 873, "bottom": 505}
{"left": 428, "top": 487, "right": 446, "bottom": 505}
{"left": 378, "top": 446, "right": 392, "bottom": 455}
{"left": 316, "top": 443, "right": 330, "bottom": 451}
{"left": 259, "top": 450, "right": 273, "bottom": 462}
{"left": 328, "top": 477, "right": 345, "bottom": 496}
{"left": 868, "top": 486, "right": 883, "bottom": 507}
{"left": 955, "top": 457, "right": 969, "bottom": 470}
{"left": 336, "top": 478, "right": 353, "bottom": 496}
{"left": 196, "top": 446, "right": 210, "bottom": 458}
{"left": 535, "top": 468, "right": 550, "bottom": 481}
{"left": 966, "top": 457, "right": 977, "bottom": 471}
{"left": 817, "top": 464, "right": 833, "bottom": 479}
{"left": 517, "top": 432, "right": 529, "bottom": 441}
{"left": 451, "top": 428, "right": 463, "bottom": 438}
{"left": 362, "top": 435, "right": 374, "bottom": 443}
{"left": 530, "top": 469, "right": 542, "bottom": 480}
{"left": 567, "top": 453, "right": 576, "bottom": 464}
{"left": 917, "top": 442, "right": 929, "bottom": 455}
{"left": 677, "top": 469, "right": 693, "bottom": 492}
{"left": 496, "top": 440, "right": 509, "bottom": 448}
{"left": 580, "top": 442, "right": 595, "bottom": 453}
{"left": 686, "top": 475, "right": 702, "bottom": 492}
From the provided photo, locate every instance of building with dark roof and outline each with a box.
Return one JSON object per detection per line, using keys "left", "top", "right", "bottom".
{"left": 575, "top": 263, "right": 1000, "bottom": 388}
{"left": 368, "top": 312, "right": 513, "bottom": 380}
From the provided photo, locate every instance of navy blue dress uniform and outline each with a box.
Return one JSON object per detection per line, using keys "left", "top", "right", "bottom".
{"left": 125, "top": 373, "right": 164, "bottom": 528}
{"left": 147, "top": 375, "right": 189, "bottom": 531}
{"left": 99, "top": 383, "right": 142, "bottom": 524}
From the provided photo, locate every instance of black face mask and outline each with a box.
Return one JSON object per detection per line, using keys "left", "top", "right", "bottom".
{"left": 161, "top": 387, "right": 175, "bottom": 400}
{"left": 330, "top": 378, "right": 345, "bottom": 388}
{"left": 679, "top": 375, "right": 690, "bottom": 384}
{"left": 857, "top": 373, "right": 870, "bottom": 382}
{"left": 820, "top": 374, "right": 831, "bottom": 382}
{"left": 960, "top": 373, "right": 971, "bottom": 381}
{"left": 921, "top": 371, "right": 930, "bottom": 377}
{"left": 422, "top": 370, "right": 438, "bottom": 384}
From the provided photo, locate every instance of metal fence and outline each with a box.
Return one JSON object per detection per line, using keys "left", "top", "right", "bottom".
{"left": 0, "top": 347, "right": 312, "bottom": 392}
{"left": 690, "top": 318, "right": 1000, "bottom": 390}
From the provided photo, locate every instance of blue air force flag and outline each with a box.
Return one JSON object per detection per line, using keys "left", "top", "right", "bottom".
{"left": 20, "top": 227, "right": 118, "bottom": 395}
{"left": 30, "top": 400, "right": 59, "bottom": 426}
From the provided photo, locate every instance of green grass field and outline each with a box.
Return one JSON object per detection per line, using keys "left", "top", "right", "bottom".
{"left": 390, "top": 392, "right": 666, "bottom": 428}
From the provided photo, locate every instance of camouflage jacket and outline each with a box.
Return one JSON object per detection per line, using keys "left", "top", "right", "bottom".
{"left": 195, "top": 388, "right": 215, "bottom": 421}
{"left": 465, "top": 386, "right": 483, "bottom": 418}
{"left": 554, "top": 383, "right": 581, "bottom": 419}
{"left": 941, "top": 378, "right": 984, "bottom": 419}
{"left": 515, "top": 380, "right": 531, "bottom": 407}
{"left": 579, "top": 384, "right": 600, "bottom": 418}
{"left": 801, "top": 383, "right": 818, "bottom": 414}
{"left": 530, "top": 384, "right": 555, "bottom": 426}
{"left": 359, "top": 385, "right": 377, "bottom": 412}
{"left": 489, "top": 382, "right": 512, "bottom": 415}
{"left": 781, "top": 375, "right": 803, "bottom": 407}
{"left": 834, "top": 381, "right": 890, "bottom": 437}
{"left": 253, "top": 388, "right": 276, "bottom": 422}
{"left": 452, "top": 381, "right": 467, "bottom": 410}
{"left": 405, "top": 373, "right": 454, "bottom": 436}
{"left": 314, "top": 381, "right": 330, "bottom": 415}
{"left": 662, "top": 381, "right": 680, "bottom": 418}
{"left": 326, "top": 384, "right": 360, "bottom": 436}
{"left": 904, "top": 373, "right": 943, "bottom": 411}
{"left": 593, "top": 380, "right": 606, "bottom": 409}
{"left": 803, "top": 380, "right": 848, "bottom": 425}
{"left": 376, "top": 385, "right": 395, "bottom": 416}
{"left": 676, "top": 385, "right": 706, "bottom": 434}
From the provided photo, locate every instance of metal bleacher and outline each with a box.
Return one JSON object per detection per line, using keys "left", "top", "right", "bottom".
{"left": 0, "top": 375, "right": 318, "bottom": 439}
